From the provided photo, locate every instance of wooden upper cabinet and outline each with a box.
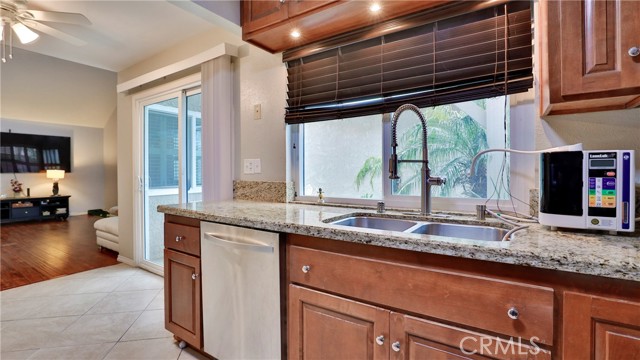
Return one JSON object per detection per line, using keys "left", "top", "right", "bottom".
{"left": 539, "top": 0, "right": 640, "bottom": 115}
{"left": 241, "top": 0, "right": 450, "bottom": 53}
{"left": 241, "top": 0, "right": 337, "bottom": 34}
{"left": 287, "top": 0, "right": 338, "bottom": 17}
{"left": 563, "top": 292, "right": 640, "bottom": 359}
{"left": 241, "top": 0, "right": 288, "bottom": 33}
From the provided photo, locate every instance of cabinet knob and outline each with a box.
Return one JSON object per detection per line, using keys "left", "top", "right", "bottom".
{"left": 302, "top": 265, "right": 311, "bottom": 273}
{"left": 175, "top": 236, "right": 183, "bottom": 242}
{"left": 391, "top": 341, "right": 401, "bottom": 352}
{"left": 629, "top": 47, "right": 640, "bottom": 57}
{"left": 375, "top": 335, "right": 385, "bottom": 345}
{"left": 192, "top": 273, "right": 199, "bottom": 280}
{"left": 507, "top": 307, "right": 519, "bottom": 320}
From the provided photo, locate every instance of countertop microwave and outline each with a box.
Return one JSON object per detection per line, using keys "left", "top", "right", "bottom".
{"left": 539, "top": 150, "right": 635, "bottom": 233}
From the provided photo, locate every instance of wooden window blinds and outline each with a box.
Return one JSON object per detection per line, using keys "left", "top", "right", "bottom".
{"left": 284, "top": 1, "right": 533, "bottom": 124}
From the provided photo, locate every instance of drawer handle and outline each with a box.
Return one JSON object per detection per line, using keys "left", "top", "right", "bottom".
{"left": 392, "top": 341, "right": 401, "bottom": 352}
{"left": 629, "top": 46, "right": 640, "bottom": 57}
{"left": 192, "top": 273, "right": 199, "bottom": 280}
{"left": 507, "top": 307, "right": 519, "bottom": 320}
{"left": 302, "top": 265, "right": 311, "bottom": 274}
{"left": 375, "top": 335, "right": 385, "bottom": 345}
{"left": 175, "top": 236, "right": 183, "bottom": 242}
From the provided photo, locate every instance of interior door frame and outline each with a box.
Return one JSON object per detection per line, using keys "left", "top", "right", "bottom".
{"left": 132, "top": 74, "right": 201, "bottom": 275}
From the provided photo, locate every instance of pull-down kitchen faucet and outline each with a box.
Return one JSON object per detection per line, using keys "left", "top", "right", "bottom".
{"left": 389, "top": 104, "right": 446, "bottom": 215}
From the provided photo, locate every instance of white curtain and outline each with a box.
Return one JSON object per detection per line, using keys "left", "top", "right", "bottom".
{"left": 201, "top": 55, "right": 234, "bottom": 202}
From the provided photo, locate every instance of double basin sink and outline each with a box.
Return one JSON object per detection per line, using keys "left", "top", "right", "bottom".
{"left": 327, "top": 215, "right": 510, "bottom": 242}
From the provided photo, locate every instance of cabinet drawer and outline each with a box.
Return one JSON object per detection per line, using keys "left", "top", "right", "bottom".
{"left": 289, "top": 245, "right": 554, "bottom": 345}
{"left": 165, "top": 222, "right": 200, "bottom": 256}
{"left": 11, "top": 207, "right": 39, "bottom": 219}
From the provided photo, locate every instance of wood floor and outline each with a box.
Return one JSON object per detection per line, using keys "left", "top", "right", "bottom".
{"left": 1, "top": 215, "right": 118, "bottom": 290}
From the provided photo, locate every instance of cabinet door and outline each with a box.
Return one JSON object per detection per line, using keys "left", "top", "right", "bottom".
{"left": 563, "top": 292, "right": 640, "bottom": 359}
{"left": 289, "top": 285, "right": 389, "bottom": 359}
{"left": 164, "top": 249, "right": 201, "bottom": 349}
{"left": 288, "top": 0, "right": 337, "bottom": 17}
{"left": 389, "top": 313, "right": 551, "bottom": 360}
{"left": 242, "top": 0, "right": 288, "bottom": 33}
{"left": 559, "top": 0, "right": 640, "bottom": 96}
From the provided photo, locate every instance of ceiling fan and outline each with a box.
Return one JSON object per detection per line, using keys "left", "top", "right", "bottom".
{"left": 0, "top": 0, "right": 91, "bottom": 61}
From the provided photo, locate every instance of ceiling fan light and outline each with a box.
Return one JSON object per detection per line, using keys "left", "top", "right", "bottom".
{"left": 12, "top": 22, "right": 39, "bottom": 44}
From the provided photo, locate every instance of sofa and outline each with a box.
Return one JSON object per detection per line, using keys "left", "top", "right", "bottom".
{"left": 94, "top": 206, "right": 119, "bottom": 252}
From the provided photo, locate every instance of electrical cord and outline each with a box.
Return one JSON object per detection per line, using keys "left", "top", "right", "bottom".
{"left": 485, "top": 208, "right": 529, "bottom": 241}
{"left": 486, "top": 208, "right": 520, "bottom": 226}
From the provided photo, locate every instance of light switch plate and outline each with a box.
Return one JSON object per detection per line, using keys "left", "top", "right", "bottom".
{"left": 253, "top": 104, "right": 262, "bottom": 120}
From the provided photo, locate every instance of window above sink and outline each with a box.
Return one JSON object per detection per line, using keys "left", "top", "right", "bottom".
{"left": 290, "top": 97, "right": 536, "bottom": 213}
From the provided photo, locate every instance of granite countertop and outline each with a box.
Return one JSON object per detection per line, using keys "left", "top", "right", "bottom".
{"left": 158, "top": 200, "right": 640, "bottom": 282}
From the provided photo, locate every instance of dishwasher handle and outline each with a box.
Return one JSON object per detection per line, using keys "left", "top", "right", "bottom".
{"left": 203, "top": 232, "right": 274, "bottom": 253}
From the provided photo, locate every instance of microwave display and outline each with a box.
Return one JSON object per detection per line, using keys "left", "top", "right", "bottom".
{"left": 589, "top": 159, "right": 615, "bottom": 168}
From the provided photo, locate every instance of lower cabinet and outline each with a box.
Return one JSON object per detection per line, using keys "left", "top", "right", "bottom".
{"left": 563, "top": 292, "right": 640, "bottom": 359}
{"left": 390, "top": 313, "right": 548, "bottom": 360}
{"left": 289, "top": 285, "right": 550, "bottom": 360}
{"left": 164, "top": 249, "right": 202, "bottom": 349}
{"left": 163, "top": 215, "right": 202, "bottom": 350}
{"left": 289, "top": 285, "right": 389, "bottom": 360}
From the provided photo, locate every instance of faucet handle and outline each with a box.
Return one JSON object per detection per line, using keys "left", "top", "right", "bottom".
{"left": 428, "top": 176, "right": 446, "bottom": 186}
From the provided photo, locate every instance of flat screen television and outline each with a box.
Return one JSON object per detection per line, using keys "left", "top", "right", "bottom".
{"left": 0, "top": 132, "right": 71, "bottom": 173}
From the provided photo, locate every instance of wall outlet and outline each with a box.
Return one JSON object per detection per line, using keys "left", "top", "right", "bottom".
{"left": 253, "top": 104, "right": 262, "bottom": 120}
{"left": 243, "top": 159, "right": 254, "bottom": 174}
{"left": 243, "top": 159, "right": 262, "bottom": 174}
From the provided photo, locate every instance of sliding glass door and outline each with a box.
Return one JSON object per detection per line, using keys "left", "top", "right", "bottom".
{"left": 137, "top": 84, "right": 201, "bottom": 271}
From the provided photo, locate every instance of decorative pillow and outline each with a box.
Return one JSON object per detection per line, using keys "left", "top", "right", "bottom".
{"left": 108, "top": 206, "right": 118, "bottom": 216}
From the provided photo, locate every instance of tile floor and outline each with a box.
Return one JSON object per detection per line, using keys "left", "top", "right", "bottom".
{"left": 1, "top": 263, "right": 208, "bottom": 360}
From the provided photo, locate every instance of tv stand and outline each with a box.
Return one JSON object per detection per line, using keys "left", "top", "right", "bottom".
{"left": 0, "top": 195, "right": 70, "bottom": 224}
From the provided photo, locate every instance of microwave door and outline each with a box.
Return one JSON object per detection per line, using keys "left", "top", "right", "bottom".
{"left": 540, "top": 152, "right": 584, "bottom": 216}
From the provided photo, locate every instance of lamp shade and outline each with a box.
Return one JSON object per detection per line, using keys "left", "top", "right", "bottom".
{"left": 46, "top": 169, "right": 65, "bottom": 180}
{"left": 12, "top": 22, "right": 39, "bottom": 44}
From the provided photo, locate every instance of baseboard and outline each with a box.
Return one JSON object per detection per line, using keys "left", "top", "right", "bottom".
{"left": 116, "top": 255, "right": 136, "bottom": 267}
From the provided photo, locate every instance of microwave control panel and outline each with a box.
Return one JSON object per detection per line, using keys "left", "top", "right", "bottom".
{"left": 587, "top": 152, "right": 617, "bottom": 216}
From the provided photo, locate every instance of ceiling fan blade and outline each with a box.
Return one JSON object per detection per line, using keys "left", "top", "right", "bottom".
{"left": 27, "top": 22, "right": 87, "bottom": 46}
{"left": 27, "top": 10, "right": 91, "bottom": 25}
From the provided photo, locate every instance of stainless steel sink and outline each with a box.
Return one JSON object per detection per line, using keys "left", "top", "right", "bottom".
{"left": 330, "top": 216, "right": 417, "bottom": 232}
{"left": 410, "top": 222, "right": 508, "bottom": 242}
{"left": 328, "top": 214, "right": 512, "bottom": 241}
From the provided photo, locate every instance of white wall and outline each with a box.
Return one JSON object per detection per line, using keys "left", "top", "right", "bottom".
{"left": 236, "top": 45, "right": 287, "bottom": 181}
{"left": 0, "top": 48, "right": 118, "bottom": 210}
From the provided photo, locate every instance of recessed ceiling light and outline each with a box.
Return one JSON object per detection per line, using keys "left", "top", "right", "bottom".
{"left": 291, "top": 30, "right": 301, "bottom": 39}
{"left": 369, "top": 3, "right": 381, "bottom": 13}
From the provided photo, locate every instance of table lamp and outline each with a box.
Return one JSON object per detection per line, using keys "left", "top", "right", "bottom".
{"left": 46, "top": 170, "right": 65, "bottom": 196}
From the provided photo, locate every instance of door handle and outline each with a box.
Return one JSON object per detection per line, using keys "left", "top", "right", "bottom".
{"left": 203, "top": 232, "right": 274, "bottom": 253}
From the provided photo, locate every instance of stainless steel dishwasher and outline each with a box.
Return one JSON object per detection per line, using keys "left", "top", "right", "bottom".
{"left": 200, "top": 222, "right": 281, "bottom": 360}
